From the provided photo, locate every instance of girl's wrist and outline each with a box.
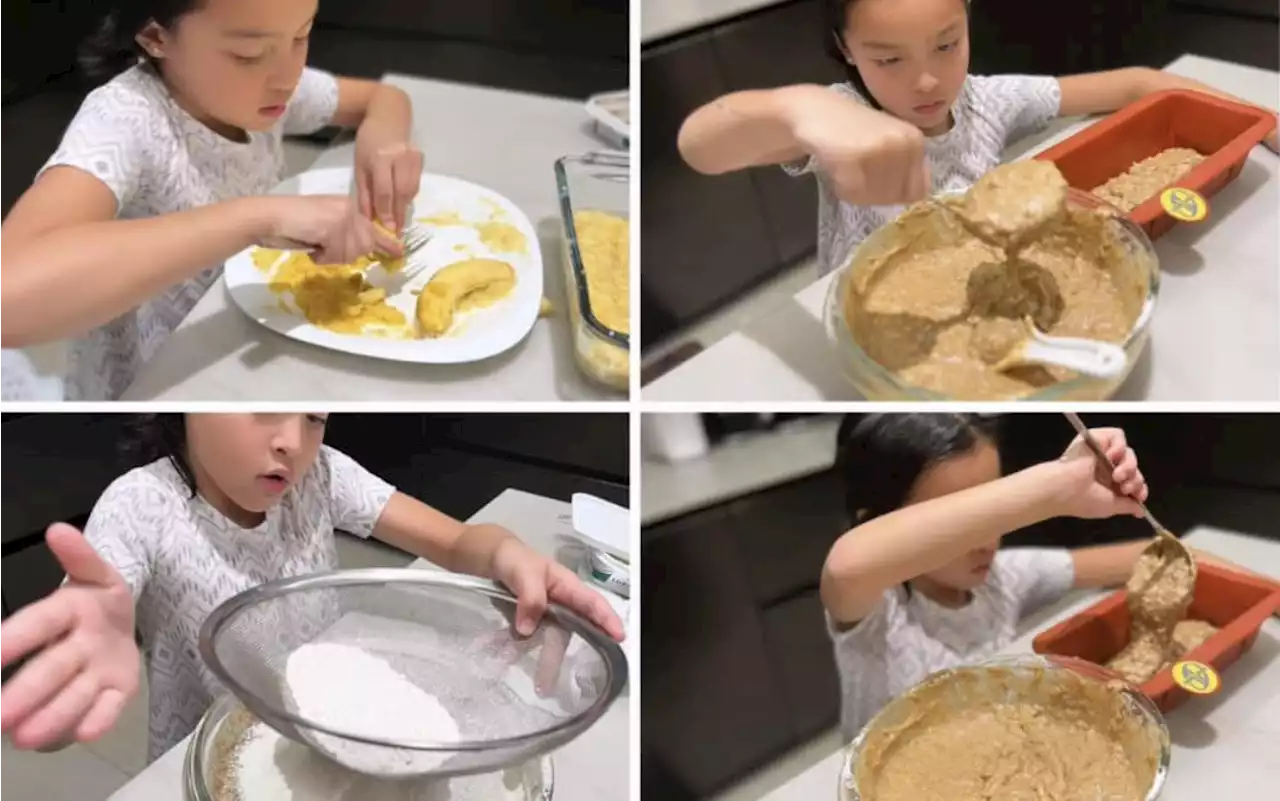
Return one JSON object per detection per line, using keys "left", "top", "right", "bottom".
{"left": 1021, "top": 460, "right": 1082, "bottom": 520}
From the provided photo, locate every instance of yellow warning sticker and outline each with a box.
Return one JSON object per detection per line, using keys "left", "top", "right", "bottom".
{"left": 1172, "top": 660, "right": 1220, "bottom": 694}
{"left": 1159, "top": 187, "right": 1208, "bottom": 222}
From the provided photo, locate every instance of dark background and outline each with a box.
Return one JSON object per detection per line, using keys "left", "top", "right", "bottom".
{"left": 0, "top": 412, "right": 629, "bottom": 626}
{"left": 1, "top": 0, "right": 629, "bottom": 215}
{"left": 640, "top": 0, "right": 1280, "bottom": 354}
{"left": 641, "top": 412, "right": 1280, "bottom": 799}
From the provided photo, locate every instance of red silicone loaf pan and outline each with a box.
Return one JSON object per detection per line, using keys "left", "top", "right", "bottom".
{"left": 1032, "top": 562, "right": 1280, "bottom": 713}
{"left": 1034, "top": 89, "right": 1277, "bottom": 240}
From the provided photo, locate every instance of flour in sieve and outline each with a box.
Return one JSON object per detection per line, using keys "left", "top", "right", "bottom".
{"left": 284, "top": 642, "right": 461, "bottom": 775}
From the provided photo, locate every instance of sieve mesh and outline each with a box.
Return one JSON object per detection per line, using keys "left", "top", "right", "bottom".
{"left": 198, "top": 569, "right": 626, "bottom": 779}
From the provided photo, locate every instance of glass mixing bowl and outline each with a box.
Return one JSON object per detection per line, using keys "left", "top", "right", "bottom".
{"left": 823, "top": 190, "right": 1161, "bottom": 400}
{"left": 837, "top": 654, "right": 1171, "bottom": 801}
{"left": 184, "top": 693, "right": 555, "bottom": 801}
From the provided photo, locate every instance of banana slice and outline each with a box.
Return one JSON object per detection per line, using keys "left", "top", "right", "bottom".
{"left": 415, "top": 258, "right": 516, "bottom": 338}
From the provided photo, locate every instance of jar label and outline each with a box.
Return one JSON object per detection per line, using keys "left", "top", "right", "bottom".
{"left": 1160, "top": 187, "right": 1208, "bottom": 222}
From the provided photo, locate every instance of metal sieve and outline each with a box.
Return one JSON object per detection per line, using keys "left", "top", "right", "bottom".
{"left": 198, "top": 569, "right": 627, "bottom": 780}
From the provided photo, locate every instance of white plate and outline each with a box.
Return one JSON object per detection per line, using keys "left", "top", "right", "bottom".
{"left": 224, "top": 166, "right": 543, "bottom": 364}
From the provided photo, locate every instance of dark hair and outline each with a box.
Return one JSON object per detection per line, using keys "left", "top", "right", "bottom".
{"left": 835, "top": 413, "right": 1000, "bottom": 527}
{"left": 124, "top": 413, "right": 197, "bottom": 497}
{"left": 822, "top": 0, "right": 971, "bottom": 112}
{"left": 79, "top": 1, "right": 205, "bottom": 80}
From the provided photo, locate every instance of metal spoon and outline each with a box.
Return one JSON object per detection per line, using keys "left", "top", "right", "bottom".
{"left": 1062, "top": 412, "right": 1196, "bottom": 579}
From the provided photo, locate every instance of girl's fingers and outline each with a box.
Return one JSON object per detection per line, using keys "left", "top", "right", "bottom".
{"left": 391, "top": 159, "right": 420, "bottom": 233}
{"left": 0, "top": 636, "right": 89, "bottom": 730}
{"left": 512, "top": 571, "right": 548, "bottom": 638}
{"left": 370, "top": 220, "right": 404, "bottom": 258}
{"left": 0, "top": 594, "right": 75, "bottom": 669}
{"left": 76, "top": 688, "right": 129, "bottom": 743}
{"left": 47, "top": 524, "right": 116, "bottom": 588}
{"left": 534, "top": 626, "right": 572, "bottom": 697}
{"left": 11, "top": 671, "right": 99, "bottom": 751}
{"left": 549, "top": 569, "right": 625, "bottom": 641}
{"left": 356, "top": 170, "right": 373, "bottom": 221}
{"left": 370, "top": 159, "right": 396, "bottom": 230}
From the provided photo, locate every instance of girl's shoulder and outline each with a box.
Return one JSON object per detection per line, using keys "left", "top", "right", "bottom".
{"left": 76, "top": 65, "right": 174, "bottom": 121}
{"left": 95, "top": 457, "right": 191, "bottom": 513}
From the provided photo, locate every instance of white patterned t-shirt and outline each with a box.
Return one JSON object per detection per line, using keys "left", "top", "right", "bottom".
{"left": 785, "top": 74, "right": 1063, "bottom": 275}
{"left": 39, "top": 63, "right": 340, "bottom": 400}
{"left": 81, "top": 445, "right": 394, "bottom": 763}
{"left": 829, "top": 546, "right": 1075, "bottom": 741}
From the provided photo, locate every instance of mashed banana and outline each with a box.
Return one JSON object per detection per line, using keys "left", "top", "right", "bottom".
{"left": 260, "top": 250, "right": 408, "bottom": 336}
{"left": 1093, "top": 148, "right": 1206, "bottom": 212}
{"left": 414, "top": 258, "right": 516, "bottom": 338}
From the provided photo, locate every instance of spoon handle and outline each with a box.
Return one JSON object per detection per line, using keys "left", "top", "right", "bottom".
{"left": 1062, "top": 412, "right": 1169, "bottom": 535}
{"left": 1019, "top": 337, "right": 1127, "bottom": 379}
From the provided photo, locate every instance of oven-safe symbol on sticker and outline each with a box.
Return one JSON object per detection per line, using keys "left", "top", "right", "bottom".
{"left": 1171, "top": 659, "right": 1220, "bottom": 694}
{"left": 1159, "top": 187, "right": 1208, "bottom": 222}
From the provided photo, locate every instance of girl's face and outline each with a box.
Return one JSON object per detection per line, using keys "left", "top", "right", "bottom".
{"left": 907, "top": 438, "right": 1003, "bottom": 592}
{"left": 185, "top": 413, "right": 329, "bottom": 526}
{"left": 837, "top": 0, "right": 971, "bottom": 135}
{"left": 139, "top": 0, "right": 318, "bottom": 136}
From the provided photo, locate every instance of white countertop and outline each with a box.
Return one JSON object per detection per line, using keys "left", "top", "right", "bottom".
{"left": 641, "top": 416, "right": 840, "bottom": 525}
{"left": 645, "top": 55, "right": 1280, "bottom": 401}
{"left": 741, "top": 525, "right": 1280, "bottom": 801}
{"left": 641, "top": 0, "right": 788, "bottom": 43}
{"left": 122, "top": 75, "right": 625, "bottom": 401}
{"left": 105, "top": 488, "right": 630, "bottom": 801}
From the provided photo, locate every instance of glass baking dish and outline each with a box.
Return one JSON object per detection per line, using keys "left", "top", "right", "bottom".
{"left": 554, "top": 151, "right": 630, "bottom": 392}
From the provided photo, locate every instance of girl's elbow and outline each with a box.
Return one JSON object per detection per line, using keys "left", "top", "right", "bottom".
{"left": 677, "top": 120, "right": 720, "bottom": 175}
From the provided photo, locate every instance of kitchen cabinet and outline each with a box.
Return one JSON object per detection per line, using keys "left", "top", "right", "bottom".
{"left": 641, "top": 470, "right": 847, "bottom": 797}
{"left": 640, "top": 34, "right": 782, "bottom": 348}
{"left": 640, "top": 1, "right": 849, "bottom": 348}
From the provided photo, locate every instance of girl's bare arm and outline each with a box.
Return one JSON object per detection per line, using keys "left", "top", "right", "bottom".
{"left": 678, "top": 85, "right": 818, "bottom": 174}
{"left": 370, "top": 492, "right": 516, "bottom": 578}
{"left": 822, "top": 461, "right": 1072, "bottom": 624}
{"left": 1070, "top": 539, "right": 1280, "bottom": 589}
{"left": 0, "top": 168, "right": 272, "bottom": 347}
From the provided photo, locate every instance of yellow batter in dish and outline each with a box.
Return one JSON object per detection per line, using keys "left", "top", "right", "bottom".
{"left": 414, "top": 258, "right": 516, "bottom": 338}
{"left": 852, "top": 665, "right": 1162, "bottom": 801}
{"left": 1093, "top": 148, "right": 1206, "bottom": 212}
{"left": 573, "top": 210, "right": 630, "bottom": 335}
{"left": 263, "top": 250, "right": 408, "bottom": 336}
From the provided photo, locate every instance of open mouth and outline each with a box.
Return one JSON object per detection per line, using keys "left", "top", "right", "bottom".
{"left": 914, "top": 101, "right": 946, "bottom": 115}
{"left": 259, "top": 104, "right": 286, "bottom": 118}
{"left": 258, "top": 472, "right": 290, "bottom": 494}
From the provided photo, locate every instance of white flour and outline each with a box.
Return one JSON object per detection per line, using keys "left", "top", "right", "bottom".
{"left": 284, "top": 642, "right": 461, "bottom": 777}
{"left": 233, "top": 721, "right": 529, "bottom": 801}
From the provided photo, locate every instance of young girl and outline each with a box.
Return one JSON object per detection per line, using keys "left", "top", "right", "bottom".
{"left": 0, "top": 413, "right": 625, "bottom": 763}
{"left": 678, "top": 0, "right": 1280, "bottom": 276}
{"left": 822, "top": 413, "right": 1248, "bottom": 741}
{"left": 1, "top": 0, "right": 421, "bottom": 400}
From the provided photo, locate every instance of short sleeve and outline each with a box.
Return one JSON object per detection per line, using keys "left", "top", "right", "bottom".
{"left": 320, "top": 445, "right": 395, "bottom": 538}
{"left": 992, "top": 546, "right": 1075, "bottom": 618}
{"left": 283, "top": 67, "right": 340, "bottom": 136}
{"left": 967, "top": 74, "right": 1062, "bottom": 145}
{"left": 39, "top": 83, "right": 151, "bottom": 213}
{"left": 79, "top": 470, "right": 177, "bottom": 598}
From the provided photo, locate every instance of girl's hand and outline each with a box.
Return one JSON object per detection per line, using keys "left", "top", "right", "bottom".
{"left": 1055, "top": 427, "right": 1149, "bottom": 519}
{"left": 788, "top": 86, "right": 931, "bottom": 206}
{"left": 489, "top": 539, "right": 625, "bottom": 642}
{"left": 261, "top": 195, "right": 404, "bottom": 265}
{"left": 0, "top": 524, "right": 140, "bottom": 749}
{"left": 355, "top": 129, "right": 423, "bottom": 235}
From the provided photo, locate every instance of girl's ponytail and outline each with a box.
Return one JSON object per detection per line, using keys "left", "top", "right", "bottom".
{"left": 79, "top": 10, "right": 143, "bottom": 81}
{"left": 77, "top": 1, "right": 203, "bottom": 82}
